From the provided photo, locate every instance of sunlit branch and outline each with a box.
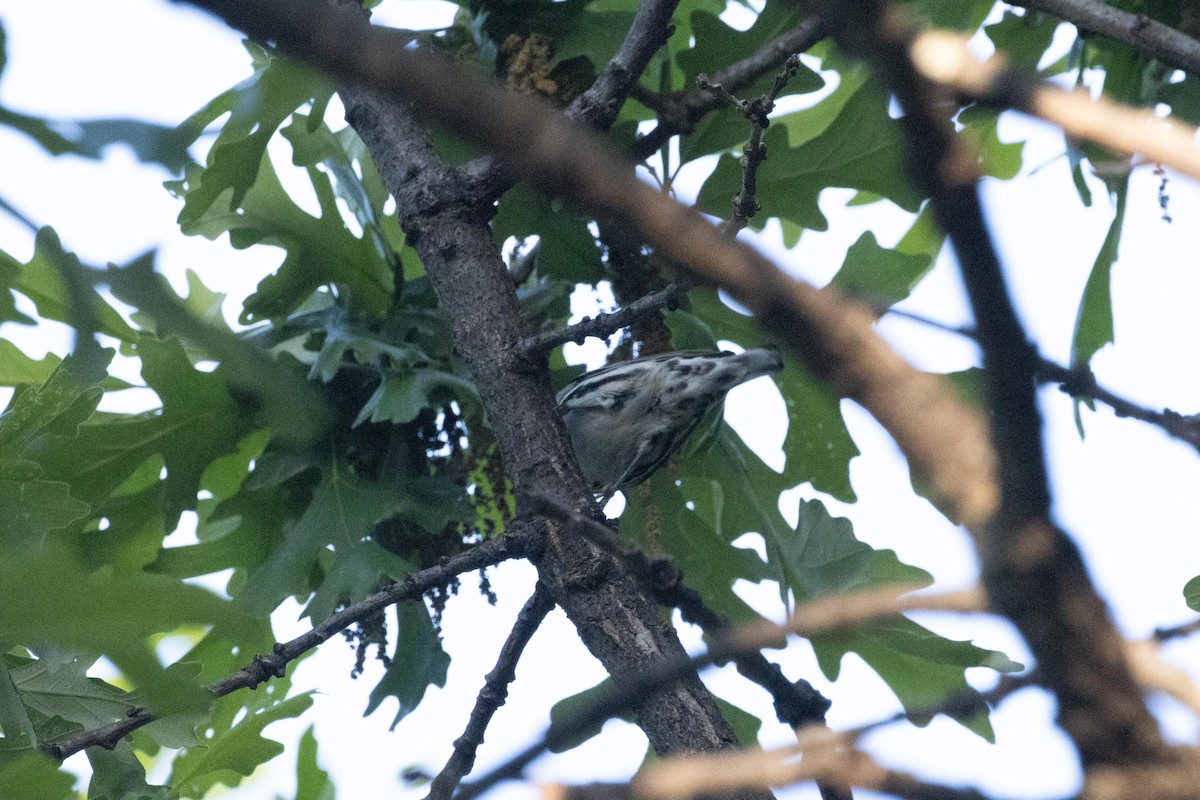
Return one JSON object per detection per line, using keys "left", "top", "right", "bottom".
{"left": 546, "top": 729, "right": 997, "bottom": 800}
{"left": 910, "top": 31, "right": 1200, "bottom": 181}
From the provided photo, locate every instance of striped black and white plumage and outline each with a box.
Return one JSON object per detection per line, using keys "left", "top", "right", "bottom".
{"left": 556, "top": 349, "right": 784, "bottom": 496}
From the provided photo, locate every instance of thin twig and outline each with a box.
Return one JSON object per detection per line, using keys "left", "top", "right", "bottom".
{"left": 43, "top": 529, "right": 532, "bottom": 761}
{"left": 1155, "top": 618, "right": 1200, "bottom": 642}
{"left": 522, "top": 282, "right": 685, "bottom": 356}
{"left": 427, "top": 583, "right": 557, "bottom": 800}
{"left": 631, "top": 17, "right": 827, "bottom": 162}
{"left": 884, "top": 307, "right": 1200, "bottom": 454}
{"left": 713, "top": 54, "right": 803, "bottom": 237}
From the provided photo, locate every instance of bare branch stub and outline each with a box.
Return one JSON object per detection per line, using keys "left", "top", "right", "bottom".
{"left": 714, "top": 53, "right": 803, "bottom": 237}
{"left": 631, "top": 17, "right": 827, "bottom": 162}
{"left": 522, "top": 281, "right": 685, "bottom": 357}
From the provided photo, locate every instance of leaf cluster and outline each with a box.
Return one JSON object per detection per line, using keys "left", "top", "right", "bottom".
{"left": 0, "top": 0, "right": 1190, "bottom": 794}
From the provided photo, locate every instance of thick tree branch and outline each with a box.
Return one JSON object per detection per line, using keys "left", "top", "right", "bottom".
{"left": 327, "top": 4, "right": 757, "bottom": 785}
{"left": 339, "top": 82, "right": 752, "bottom": 784}
{"left": 1006, "top": 0, "right": 1200, "bottom": 76}
{"left": 427, "top": 583, "right": 556, "bottom": 800}
{"left": 832, "top": 0, "right": 1167, "bottom": 767}
{"left": 43, "top": 530, "right": 531, "bottom": 761}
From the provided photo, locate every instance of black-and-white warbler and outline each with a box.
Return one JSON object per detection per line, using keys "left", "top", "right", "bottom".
{"left": 556, "top": 349, "right": 783, "bottom": 496}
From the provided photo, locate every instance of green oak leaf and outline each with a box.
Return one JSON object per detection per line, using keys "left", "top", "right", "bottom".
{"left": 492, "top": 184, "right": 604, "bottom": 284}
{"left": 0, "top": 545, "right": 237, "bottom": 714}
{"left": 623, "top": 468, "right": 769, "bottom": 626}
{"left": 0, "top": 227, "right": 137, "bottom": 342}
{"left": 984, "top": 9, "right": 1064, "bottom": 73}
{"left": 172, "top": 42, "right": 333, "bottom": 226}
{"left": 238, "top": 460, "right": 464, "bottom": 619}
{"left": 366, "top": 602, "right": 449, "bottom": 729}
{"left": 354, "top": 366, "right": 480, "bottom": 427}
{"left": 0, "top": 658, "right": 35, "bottom": 748}
{"left": 813, "top": 615, "right": 1021, "bottom": 740}
{"left": 1184, "top": 576, "right": 1200, "bottom": 612}
{"left": 677, "top": 288, "right": 859, "bottom": 501}
{"left": 169, "top": 150, "right": 394, "bottom": 323}
{"left": 7, "top": 655, "right": 128, "bottom": 731}
{"left": 831, "top": 230, "right": 936, "bottom": 313}
{"left": 1071, "top": 177, "right": 1128, "bottom": 372}
{"left": 905, "top": 0, "right": 995, "bottom": 29}
{"left": 295, "top": 726, "right": 336, "bottom": 800}
{"left": 169, "top": 693, "right": 314, "bottom": 798}
{"left": 697, "top": 66, "right": 921, "bottom": 234}
{"left": 137, "top": 336, "right": 259, "bottom": 529}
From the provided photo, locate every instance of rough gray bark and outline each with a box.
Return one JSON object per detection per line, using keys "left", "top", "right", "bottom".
{"left": 338, "top": 74, "right": 757, "bottom": 778}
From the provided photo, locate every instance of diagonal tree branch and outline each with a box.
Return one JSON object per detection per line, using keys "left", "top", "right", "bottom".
{"left": 43, "top": 529, "right": 532, "bottom": 761}
{"left": 426, "top": 583, "right": 557, "bottom": 800}
{"left": 1006, "top": 0, "right": 1200, "bottom": 76}
{"left": 526, "top": 494, "right": 849, "bottom": 800}
{"left": 521, "top": 281, "right": 685, "bottom": 357}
